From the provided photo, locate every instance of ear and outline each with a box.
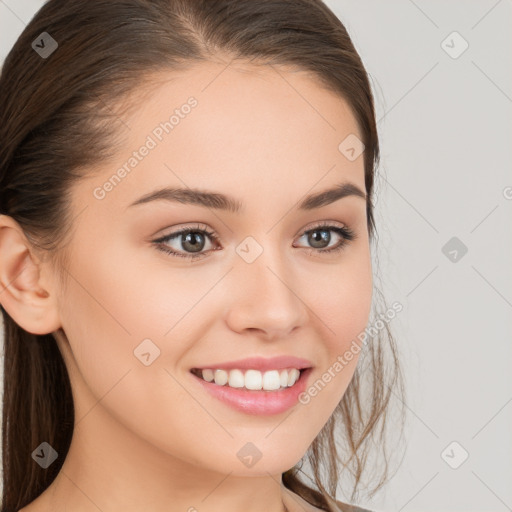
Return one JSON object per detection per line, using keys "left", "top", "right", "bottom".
{"left": 0, "top": 214, "right": 62, "bottom": 335}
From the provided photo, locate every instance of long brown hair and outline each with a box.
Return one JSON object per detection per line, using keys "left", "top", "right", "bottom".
{"left": 0, "top": 1, "right": 406, "bottom": 511}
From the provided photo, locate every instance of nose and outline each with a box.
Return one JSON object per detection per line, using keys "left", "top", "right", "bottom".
{"left": 224, "top": 246, "right": 309, "bottom": 341}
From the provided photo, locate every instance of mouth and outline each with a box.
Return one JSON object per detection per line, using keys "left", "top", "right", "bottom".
{"left": 189, "top": 366, "right": 313, "bottom": 415}
{"left": 190, "top": 367, "right": 310, "bottom": 392}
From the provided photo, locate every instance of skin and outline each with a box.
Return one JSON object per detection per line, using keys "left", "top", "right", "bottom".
{"left": 0, "top": 58, "right": 372, "bottom": 512}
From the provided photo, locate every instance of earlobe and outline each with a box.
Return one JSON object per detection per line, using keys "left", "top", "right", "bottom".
{"left": 0, "top": 215, "right": 61, "bottom": 335}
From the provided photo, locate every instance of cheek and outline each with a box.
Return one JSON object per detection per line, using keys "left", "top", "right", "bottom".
{"left": 303, "top": 251, "right": 373, "bottom": 350}
{"left": 56, "top": 242, "right": 177, "bottom": 393}
{"left": 293, "top": 255, "right": 372, "bottom": 423}
{"left": 57, "top": 250, "right": 218, "bottom": 458}
{"left": 298, "top": 250, "right": 372, "bottom": 394}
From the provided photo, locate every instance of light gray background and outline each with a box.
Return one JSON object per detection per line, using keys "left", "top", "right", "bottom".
{"left": 1, "top": 1, "right": 511, "bottom": 511}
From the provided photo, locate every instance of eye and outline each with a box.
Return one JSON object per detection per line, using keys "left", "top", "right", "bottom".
{"left": 152, "top": 221, "right": 356, "bottom": 260}
{"left": 152, "top": 223, "right": 219, "bottom": 260}
{"left": 293, "top": 221, "right": 356, "bottom": 255}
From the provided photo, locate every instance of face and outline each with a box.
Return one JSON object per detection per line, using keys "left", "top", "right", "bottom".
{"left": 50, "top": 59, "right": 373, "bottom": 477}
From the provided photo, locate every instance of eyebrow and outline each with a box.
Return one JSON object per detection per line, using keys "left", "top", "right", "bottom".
{"left": 127, "top": 181, "right": 366, "bottom": 213}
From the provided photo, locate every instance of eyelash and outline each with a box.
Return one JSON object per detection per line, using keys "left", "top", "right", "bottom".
{"left": 153, "top": 221, "right": 357, "bottom": 261}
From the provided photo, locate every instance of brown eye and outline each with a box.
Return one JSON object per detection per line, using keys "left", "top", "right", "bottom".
{"left": 294, "top": 223, "right": 356, "bottom": 255}
{"left": 153, "top": 224, "right": 219, "bottom": 260}
{"left": 307, "top": 228, "right": 332, "bottom": 249}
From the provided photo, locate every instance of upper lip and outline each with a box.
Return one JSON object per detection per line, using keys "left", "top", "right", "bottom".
{"left": 191, "top": 356, "right": 313, "bottom": 372}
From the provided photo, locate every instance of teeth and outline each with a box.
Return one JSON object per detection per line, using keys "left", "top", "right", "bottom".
{"left": 214, "top": 369, "right": 229, "bottom": 386}
{"left": 202, "top": 369, "right": 215, "bottom": 382}
{"left": 288, "top": 368, "right": 300, "bottom": 386}
{"left": 280, "top": 369, "right": 289, "bottom": 388}
{"left": 199, "top": 368, "right": 302, "bottom": 391}
{"left": 228, "top": 369, "right": 244, "bottom": 388}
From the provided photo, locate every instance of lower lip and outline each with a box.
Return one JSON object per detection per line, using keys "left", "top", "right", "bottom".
{"left": 190, "top": 368, "right": 312, "bottom": 416}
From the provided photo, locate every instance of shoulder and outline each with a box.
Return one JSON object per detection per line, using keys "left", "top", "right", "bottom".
{"left": 282, "top": 485, "right": 375, "bottom": 512}
{"left": 334, "top": 504, "right": 376, "bottom": 512}
{"left": 332, "top": 502, "right": 375, "bottom": 512}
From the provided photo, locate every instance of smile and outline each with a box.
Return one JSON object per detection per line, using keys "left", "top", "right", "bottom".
{"left": 190, "top": 367, "right": 303, "bottom": 391}
{"left": 189, "top": 367, "right": 313, "bottom": 416}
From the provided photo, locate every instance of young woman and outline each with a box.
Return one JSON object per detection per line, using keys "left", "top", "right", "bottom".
{"left": 0, "top": 1, "right": 405, "bottom": 511}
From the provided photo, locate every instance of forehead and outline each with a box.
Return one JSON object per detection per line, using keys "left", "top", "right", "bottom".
{"left": 76, "top": 61, "right": 366, "bottom": 218}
